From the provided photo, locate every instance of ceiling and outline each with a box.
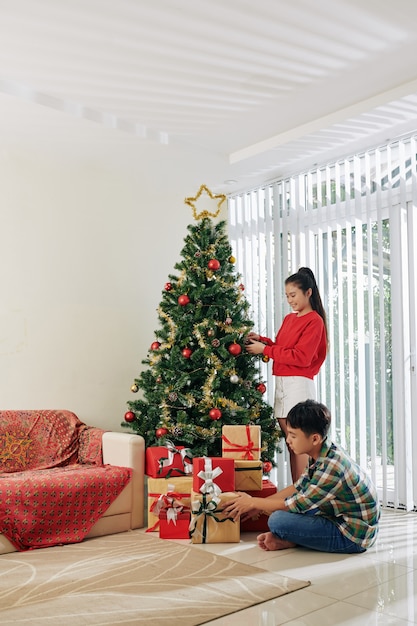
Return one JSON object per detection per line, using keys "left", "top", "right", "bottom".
{"left": 2, "top": 0, "right": 417, "bottom": 194}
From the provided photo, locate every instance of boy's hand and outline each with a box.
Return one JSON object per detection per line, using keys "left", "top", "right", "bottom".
{"left": 223, "top": 492, "right": 259, "bottom": 521}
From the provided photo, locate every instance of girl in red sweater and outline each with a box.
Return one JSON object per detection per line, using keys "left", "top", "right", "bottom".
{"left": 246, "top": 267, "right": 328, "bottom": 482}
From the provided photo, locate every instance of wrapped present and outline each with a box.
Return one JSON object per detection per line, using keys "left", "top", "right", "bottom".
{"left": 234, "top": 459, "right": 263, "bottom": 491}
{"left": 189, "top": 491, "right": 240, "bottom": 544}
{"left": 159, "top": 508, "right": 191, "bottom": 540}
{"left": 240, "top": 479, "right": 277, "bottom": 532}
{"left": 221, "top": 424, "right": 261, "bottom": 460}
{"left": 192, "top": 457, "right": 235, "bottom": 495}
{"left": 147, "top": 476, "right": 192, "bottom": 532}
{"left": 145, "top": 441, "right": 193, "bottom": 478}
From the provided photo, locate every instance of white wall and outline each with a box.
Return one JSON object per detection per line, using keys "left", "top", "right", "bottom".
{"left": 0, "top": 137, "right": 229, "bottom": 430}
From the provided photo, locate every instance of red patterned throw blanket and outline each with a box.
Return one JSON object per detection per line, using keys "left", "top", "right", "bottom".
{"left": 0, "top": 410, "right": 132, "bottom": 551}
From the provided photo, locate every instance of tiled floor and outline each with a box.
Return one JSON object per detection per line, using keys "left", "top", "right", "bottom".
{"left": 185, "top": 508, "right": 417, "bottom": 625}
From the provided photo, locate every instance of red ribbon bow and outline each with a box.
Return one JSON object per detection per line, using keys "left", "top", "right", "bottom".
{"left": 221, "top": 425, "right": 260, "bottom": 460}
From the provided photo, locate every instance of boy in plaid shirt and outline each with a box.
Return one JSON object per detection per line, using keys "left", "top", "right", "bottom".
{"left": 224, "top": 400, "right": 380, "bottom": 553}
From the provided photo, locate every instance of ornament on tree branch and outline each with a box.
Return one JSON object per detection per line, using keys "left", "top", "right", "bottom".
{"left": 256, "top": 383, "right": 267, "bottom": 394}
{"left": 209, "top": 408, "right": 222, "bottom": 420}
{"left": 156, "top": 427, "right": 168, "bottom": 438}
{"left": 230, "top": 374, "right": 239, "bottom": 384}
{"left": 207, "top": 259, "right": 221, "bottom": 271}
{"left": 150, "top": 341, "right": 161, "bottom": 351}
{"left": 182, "top": 347, "right": 192, "bottom": 359}
{"left": 130, "top": 384, "right": 139, "bottom": 393}
{"left": 178, "top": 294, "right": 190, "bottom": 306}
{"left": 164, "top": 282, "right": 172, "bottom": 291}
{"left": 124, "top": 411, "right": 135, "bottom": 422}
{"left": 229, "top": 255, "right": 236, "bottom": 264}
{"left": 263, "top": 461, "right": 273, "bottom": 473}
{"left": 228, "top": 342, "right": 242, "bottom": 356}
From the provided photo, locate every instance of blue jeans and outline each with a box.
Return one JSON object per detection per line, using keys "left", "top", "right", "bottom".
{"left": 268, "top": 510, "right": 366, "bottom": 553}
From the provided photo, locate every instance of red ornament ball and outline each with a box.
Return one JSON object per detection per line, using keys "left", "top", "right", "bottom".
{"left": 263, "top": 461, "right": 273, "bottom": 473}
{"left": 178, "top": 294, "right": 190, "bottom": 306}
{"left": 228, "top": 343, "right": 242, "bottom": 356}
{"left": 209, "top": 408, "right": 222, "bottom": 420}
{"left": 150, "top": 341, "right": 161, "bottom": 351}
{"left": 207, "top": 259, "right": 221, "bottom": 271}
{"left": 156, "top": 427, "right": 168, "bottom": 438}
{"left": 124, "top": 411, "right": 135, "bottom": 423}
{"left": 256, "top": 383, "right": 267, "bottom": 394}
{"left": 164, "top": 282, "right": 172, "bottom": 291}
{"left": 182, "top": 347, "right": 192, "bottom": 359}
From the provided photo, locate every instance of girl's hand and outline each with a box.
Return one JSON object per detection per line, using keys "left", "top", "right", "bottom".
{"left": 245, "top": 340, "right": 266, "bottom": 355}
{"left": 246, "top": 331, "right": 260, "bottom": 341}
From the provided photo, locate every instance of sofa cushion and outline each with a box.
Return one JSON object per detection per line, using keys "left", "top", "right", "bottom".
{"left": 0, "top": 410, "right": 82, "bottom": 472}
{"left": 78, "top": 425, "right": 106, "bottom": 465}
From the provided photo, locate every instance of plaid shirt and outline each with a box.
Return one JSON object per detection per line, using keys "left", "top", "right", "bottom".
{"left": 285, "top": 438, "right": 380, "bottom": 548}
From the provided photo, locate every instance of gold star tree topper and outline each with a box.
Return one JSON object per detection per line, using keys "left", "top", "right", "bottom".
{"left": 184, "top": 184, "right": 226, "bottom": 220}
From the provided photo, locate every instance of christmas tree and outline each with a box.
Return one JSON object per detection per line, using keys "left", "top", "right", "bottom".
{"left": 123, "top": 186, "right": 281, "bottom": 469}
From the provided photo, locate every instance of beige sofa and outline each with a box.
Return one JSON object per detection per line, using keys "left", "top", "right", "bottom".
{"left": 0, "top": 411, "right": 145, "bottom": 555}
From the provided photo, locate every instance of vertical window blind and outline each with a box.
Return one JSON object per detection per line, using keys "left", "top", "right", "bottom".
{"left": 228, "top": 137, "right": 417, "bottom": 510}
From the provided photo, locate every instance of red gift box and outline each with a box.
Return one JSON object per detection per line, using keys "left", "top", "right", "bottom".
{"left": 192, "top": 457, "right": 235, "bottom": 495}
{"left": 159, "top": 509, "right": 191, "bottom": 539}
{"left": 147, "top": 476, "right": 192, "bottom": 532}
{"left": 145, "top": 442, "right": 193, "bottom": 478}
{"left": 240, "top": 479, "right": 277, "bottom": 532}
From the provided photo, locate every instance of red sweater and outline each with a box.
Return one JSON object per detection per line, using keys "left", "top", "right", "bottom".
{"left": 260, "top": 311, "right": 327, "bottom": 380}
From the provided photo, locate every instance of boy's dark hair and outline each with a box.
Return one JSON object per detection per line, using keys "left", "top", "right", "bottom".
{"left": 287, "top": 399, "right": 331, "bottom": 439}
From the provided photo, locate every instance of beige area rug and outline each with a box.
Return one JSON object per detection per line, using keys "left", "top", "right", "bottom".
{"left": 0, "top": 530, "right": 310, "bottom": 625}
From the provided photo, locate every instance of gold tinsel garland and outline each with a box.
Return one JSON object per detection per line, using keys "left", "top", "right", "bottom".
{"left": 158, "top": 306, "right": 177, "bottom": 346}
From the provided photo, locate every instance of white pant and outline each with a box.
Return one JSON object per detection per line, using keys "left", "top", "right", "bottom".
{"left": 273, "top": 376, "right": 316, "bottom": 418}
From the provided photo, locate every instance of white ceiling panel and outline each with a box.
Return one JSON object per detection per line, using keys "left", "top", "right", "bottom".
{"left": 1, "top": 0, "right": 417, "bottom": 192}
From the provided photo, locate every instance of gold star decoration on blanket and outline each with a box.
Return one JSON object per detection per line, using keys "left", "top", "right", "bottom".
{"left": 0, "top": 431, "right": 33, "bottom": 467}
{"left": 184, "top": 184, "right": 226, "bottom": 220}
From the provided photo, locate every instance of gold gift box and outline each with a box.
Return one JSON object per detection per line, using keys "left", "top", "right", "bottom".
{"left": 234, "top": 459, "right": 263, "bottom": 491}
{"left": 189, "top": 490, "right": 240, "bottom": 544}
{"left": 147, "top": 476, "right": 192, "bottom": 532}
{"left": 221, "top": 424, "right": 261, "bottom": 460}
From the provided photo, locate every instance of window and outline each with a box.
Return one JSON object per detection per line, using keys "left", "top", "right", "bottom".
{"left": 229, "top": 137, "right": 417, "bottom": 509}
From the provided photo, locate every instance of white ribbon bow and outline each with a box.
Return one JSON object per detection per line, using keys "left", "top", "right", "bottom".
{"left": 197, "top": 457, "right": 223, "bottom": 496}
{"left": 159, "top": 440, "right": 193, "bottom": 474}
{"left": 166, "top": 505, "right": 182, "bottom": 525}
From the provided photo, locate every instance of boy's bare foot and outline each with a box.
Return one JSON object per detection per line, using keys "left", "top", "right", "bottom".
{"left": 257, "top": 532, "right": 296, "bottom": 551}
